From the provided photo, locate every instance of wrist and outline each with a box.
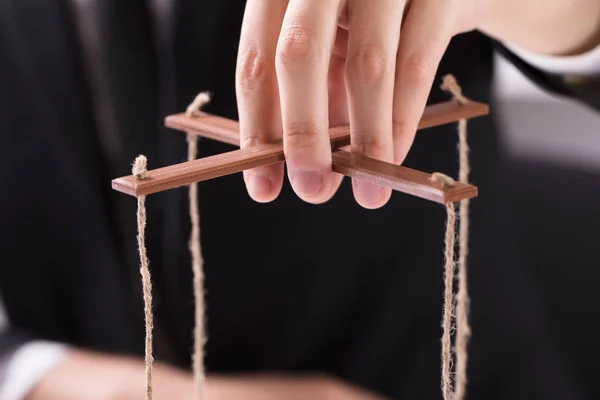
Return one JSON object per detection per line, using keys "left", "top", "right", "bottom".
{"left": 479, "top": 0, "right": 600, "bottom": 56}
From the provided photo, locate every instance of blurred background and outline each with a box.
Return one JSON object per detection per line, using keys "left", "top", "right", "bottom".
{"left": 492, "top": 54, "right": 600, "bottom": 396}
{"left": 1, "top": 0, "right": 599, "bottom": 398}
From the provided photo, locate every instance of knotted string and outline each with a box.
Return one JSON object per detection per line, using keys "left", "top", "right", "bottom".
{"left": 133, "top": 155, "right": 154, "bottom": 400}
{"left": 430, "top": 75, "right": 473, "bottom": 400}
{"left": 442, "top": 74, "right": 472, "bottom": 400}
{"left": 186, "top": 92, "right": 211, "bottom": 399}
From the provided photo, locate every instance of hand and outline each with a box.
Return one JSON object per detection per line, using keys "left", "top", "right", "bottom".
{"left": 235, "top": 0, "right": 600, "bottom": 209}
{"left": 205, "top": 374, "right": 387, "bottom": 400}
{"left": 479, "top": 0, "right": 600, "bottom": 56}
{"left": 25, "top": 348, "right": 385, "bottom": 400}
{"left": 235, "top": 0, "right": 486, "bottom": 209}
{"left": 25, "top": 349, "right": 193, "bottom": 400}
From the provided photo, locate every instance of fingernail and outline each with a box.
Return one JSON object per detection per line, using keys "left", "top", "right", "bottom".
{"left": 291, "top": 170, "right": 324, "bottom": 196}
{"left": 355, "top": 180, "right": 385, "bottom": 206}
{"left": 248, "top": 173, "right": 272, "bottom": 198}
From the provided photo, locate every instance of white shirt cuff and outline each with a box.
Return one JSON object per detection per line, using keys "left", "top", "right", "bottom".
{"left": 0, "top": 341, "right": 69, "bottom": 400}
{"left": 505, "top": 41, "right": 600, "bottom": 76}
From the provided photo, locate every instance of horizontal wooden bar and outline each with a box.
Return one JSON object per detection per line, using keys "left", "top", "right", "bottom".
{"left": 331, "top": 151, "right": 477, "bottom": 204}
{"left": 164, "top": 100, "right": 489, "bottom": 148}
{"left": 112, "top": 127, "right": 350, "bottom": 197}
{"left": 113, "top": 143, "right": 284, "bottom": 197}
{"left": 112, "top": 145, "right": 476, "bottom": 204}
{"left": 112, "top": 99, "right": 487, "bottom": 203}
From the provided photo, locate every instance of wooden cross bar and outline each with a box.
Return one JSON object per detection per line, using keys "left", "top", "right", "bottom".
{"left": 111, "top": 99, "right": 488, "bottom": 204}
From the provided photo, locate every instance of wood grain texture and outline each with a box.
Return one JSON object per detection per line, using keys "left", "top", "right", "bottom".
{"left": 112, "top": 99, "right": 487, "bottom": 203}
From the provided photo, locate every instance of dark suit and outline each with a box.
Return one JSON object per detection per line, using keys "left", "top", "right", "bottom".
{"left": 1, "top": 0, "right": 598, "bottom": 399}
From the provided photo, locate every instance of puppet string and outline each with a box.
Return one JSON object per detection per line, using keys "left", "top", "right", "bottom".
{"left": 430, "top": 172, "right": 457, "bottom": 400}
{"left": 186, "top": 92, "right": 211, "bottom": 399}
{"left": 133, "top": 155, "right": 154, "bottom": 400}
{"left": 441, "top": 74, "right": 473, "bottom": 400}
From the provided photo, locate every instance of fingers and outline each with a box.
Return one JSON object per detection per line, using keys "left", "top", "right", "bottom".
{"left": 275, "top": 0, "right": 341, "bottom": 203}
{"left": 392, "top": 0, "right": 459, "bottom": 165}
{"left": 236, "top": 0, "right": 288, "bottom": 202}
{"left": 238, "top": 0, "right": 459, "bottom": 207}
{"left": 345, "top": 0, "right": 405, "bottom": 208}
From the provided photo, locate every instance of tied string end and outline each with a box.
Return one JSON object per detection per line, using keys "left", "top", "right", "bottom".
{"left": 132, "top": 155, "right": 148, "bottom": 180}
{"left": 430, "top": 172, "right": 456, "bottom": 188}
{"left": 185, "top": 91, "right": 212, "bottom": 155}
{"left": 186, "top": 92, "right": 212, "bottom": 118}
{"left": 441, "top": 74, "right": 469, "bottom": 106}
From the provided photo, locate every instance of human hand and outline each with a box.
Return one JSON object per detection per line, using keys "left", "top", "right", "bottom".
{"left": 235, "top": 0, "right": 600, "bottom": 208}
{"left": 25, "top": 348, "right": 193, "bottom": 400}
{"left": 26, "top": 349, "right": 385, "bottom": 400}
{"left": 205, "top": 374, "right": 387, "bottom": 400}
{"left": 235, "top": 0, "right": 487, "bottom": 209}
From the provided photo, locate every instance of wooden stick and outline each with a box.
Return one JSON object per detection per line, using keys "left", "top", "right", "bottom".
{"left": 112, "top": 100, "right": 487, "bottom": 203}
{"left": 165, "top": 100, "right": 489, "bottom": 148}
{"left": 332, "top": 152, "right": 476, "bottom": 204}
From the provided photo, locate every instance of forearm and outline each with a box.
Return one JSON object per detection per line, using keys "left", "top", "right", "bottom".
{"left": 25, "top": 351, "right": 382, "bottom": 400}
{"left": 25, "top": 349, "right": 193, "bottom": 400}
{"left": 479, "top": 0, "right": 600, "bottom": 56}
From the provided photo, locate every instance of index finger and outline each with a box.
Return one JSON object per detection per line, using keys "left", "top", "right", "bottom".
{"left": 236, "top": 0, "right": 288, "bottom": 202}
{"left": 275, "top": 0, "right": 341, "bottom": 203}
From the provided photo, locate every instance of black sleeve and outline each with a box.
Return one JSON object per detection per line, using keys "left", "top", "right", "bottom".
{"left": 491, "top": 39, "right": 600, "bottom": 113}
{"left": 0, "top": 329, "right": 34, "bottom": 360}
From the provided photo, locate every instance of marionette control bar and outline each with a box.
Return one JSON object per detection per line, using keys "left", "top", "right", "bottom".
{"left": 111, "top": 100, "right": 488, "bottom": 204}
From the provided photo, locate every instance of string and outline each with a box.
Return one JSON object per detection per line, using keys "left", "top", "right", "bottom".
{"left": 130, "top": 81, "right": 472, "bottom": 400}
{"left": 186, "top": 92, "right": 211, "bottom": 399}
{"left": 132, "top": 155, "right": 154, "bottom": 400}
{"left": 430, "top": 172, "right": 457, "bottom": 400}
{"left": 441, "top": 75, "right": 472, "bottom": 400}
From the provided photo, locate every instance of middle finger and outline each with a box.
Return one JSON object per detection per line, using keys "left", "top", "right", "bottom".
{"left": 275, "top": 0, "right": 342, "bottom": 203}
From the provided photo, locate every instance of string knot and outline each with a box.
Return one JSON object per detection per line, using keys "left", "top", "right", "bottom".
{"left": 186, "top": 92, "right": 212, "bottom": 117}
{"left": 430, "top": 172, "right": 455, "bottom": 188}
{"left": 132, "top": 155, "right": 148, "bottom": 180}
{"left": 441, "top": 75, "right": 469, "bottom": 105}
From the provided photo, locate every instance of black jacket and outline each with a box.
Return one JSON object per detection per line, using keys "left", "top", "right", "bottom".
{"left": 1, "top": 0, "right": 598, "bottom": 399}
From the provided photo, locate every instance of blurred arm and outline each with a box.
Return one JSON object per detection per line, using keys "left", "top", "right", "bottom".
{"left": 492, "top": 38, "right": 600, "bottom": 113}
{"left": 507, "top": 40, "right": 600, "bottom": 76}
{"left": 0, "top": 297, "right": 70, "bottom": 400}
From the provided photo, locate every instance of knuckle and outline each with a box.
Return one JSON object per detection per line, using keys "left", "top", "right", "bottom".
{"left": 392, "top": 119, "right": 411, "bottom": 138}
{"left": 350, "top": 132, "right": 389, "bottom": 159}
{"left": 277, "top": 24, "right": 320, "bottom": 67}
{"left": 284, "top": 122, "right": 321, "bottom": 150}
{"left": 241, "top": 133, "right": 260, "bottom": 148}
{"left": 237, "top": 47, "right": 270, "bottom": 93}
{"left": 347, "top": 45, "right": 391, "bottom": 85}
{"left": 401, "top": 53, "right": 434, "bottom": 86}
